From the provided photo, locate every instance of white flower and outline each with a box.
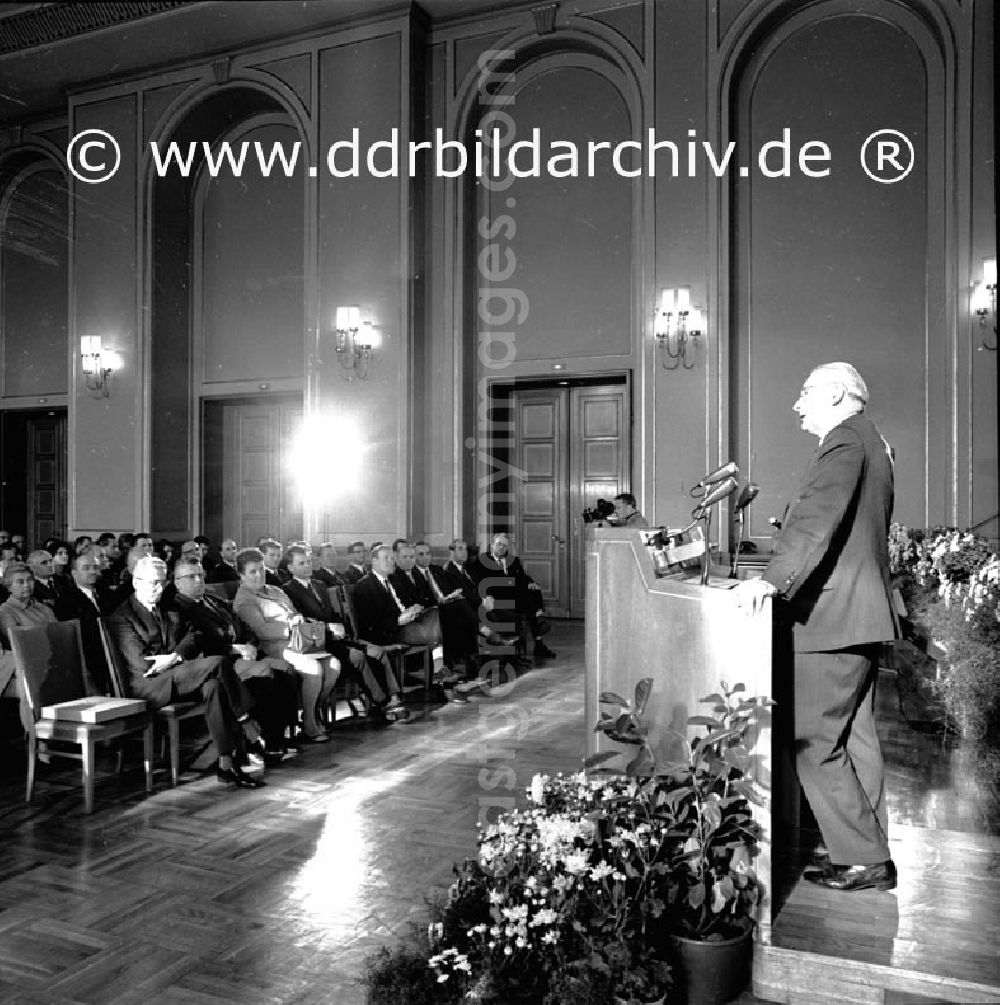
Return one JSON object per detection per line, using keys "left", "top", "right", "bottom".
{"left": 563, "top": 853, "right": 589, "bottom": 875}
{"left": 589, "top": 862, "right": 614, "bottom": 882}
{"left": 529, "top": 774, "right": 547, "bottom": 804}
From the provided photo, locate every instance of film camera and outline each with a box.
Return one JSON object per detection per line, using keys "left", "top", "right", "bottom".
{"left": 582, "top": 498, "right": 615, "bottom": 523}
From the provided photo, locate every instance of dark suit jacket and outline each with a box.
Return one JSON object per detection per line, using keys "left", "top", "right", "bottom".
{"left": 206, "top": 561, "right": 240, "bottom": 584}
{"left": 470, "top": 553, "right": 542, "bottom": 616}
{"left": 761, "top": 412, "right": 899, "bottom": 651}
{"left": 265, "top": 568, "right": 290, "bottom": 588}
{"left": 33, "top": 578, "right": 65, "bottom": 608}
{"left": 54, "top": 583, "right": 118, "bottom": 695}
{"left": 442, "top": 560, "right": 480, "bottom": 609}
{"left": 106, "top": 594, "right": 215, "bottom": 707}
{"left": 313, "top": 567, "right": 346, "bottom": 588}
{"left": 352, "top": 573, "right": 404, "bottom": 645}
{"left": 343, "top": 564, "right": 367, "bottom": 585}
{"left": 391, "top": 569, "right": 435, "bottom": 609}
{"left": 170, "top": 592, "right": 251, "bottom": 657}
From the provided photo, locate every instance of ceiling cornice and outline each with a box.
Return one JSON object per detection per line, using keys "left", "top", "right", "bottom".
{"left": 0, "top": 1, "right": 203, "bottom": 55}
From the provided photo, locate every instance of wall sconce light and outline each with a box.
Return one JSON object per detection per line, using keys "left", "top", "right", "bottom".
{"left": 79, "top": 336, "right": 119, "bottom": 397}
{"left": 333, "top": 305, "right": 380, "bottom": 381}
{"left": 972, "top": 258, "right": 996, "bottom": 351}
{"left": 654, "top": 287, "right": 705, "bottom": 370}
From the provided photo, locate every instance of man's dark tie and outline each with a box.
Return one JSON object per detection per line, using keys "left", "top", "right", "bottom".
{"left": 150, "top": 606, "right": 165, "bottom": 647}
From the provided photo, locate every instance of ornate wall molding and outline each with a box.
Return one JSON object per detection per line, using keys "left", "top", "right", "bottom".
{"left": 0, "top": 2, "right": 198, "bottom": 55}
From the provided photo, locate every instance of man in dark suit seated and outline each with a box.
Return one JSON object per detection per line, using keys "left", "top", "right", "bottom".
{"left": 353, "top": 544, "right": 460, "bottom": 693}
{"left": 342, "top": 541, "right": 368, "bottom": 584}
{"left": 167, "top": 556, "right": 297, "bottom": 761}
{"left": 391, "top": 540, "right": 480, "bottom": 688}
{"left": 207, "top": 539, "right": 240, "bottom": 584}
{"left": 413, "top": 540, "right": 507, "bottom": 653}
{"left": 282, "top": 545, "right": 407, "bottom": 721}
{"left": 106, "top": 555, "right": 266, "bottom": 789}
{"left": 471, "top": 533, "right": 556, "bottom": 666}
{"left": 54, "top": 547, "right": 119, "bottom": 695}
{"left": 259, "top": 538, "right": 290, "bottom": 587}
{"left": 28, "top": 550, "right": 65, "bottom": 609}
{"left": 735, "top": 362, "right": 899, "bottom": 893}
{"left": 312, "top": 543, "right": 347, "bottom": 588}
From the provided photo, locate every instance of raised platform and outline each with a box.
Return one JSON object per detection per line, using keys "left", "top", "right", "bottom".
{"left": 755, "top": 822, "right": 1000, "bottom": 1003}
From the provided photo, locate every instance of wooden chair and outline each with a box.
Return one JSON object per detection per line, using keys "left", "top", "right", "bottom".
{"left": 12, "top": 619, "right": 154, "bottom": 813}
{"left": 98, "top": 619, "right": 205, "bottom": 787}
{"left": 324, "top": 587, "right": 366, "bottom": 721}
{"left": 338, "top": 584, "right": 433, "bottom": 700}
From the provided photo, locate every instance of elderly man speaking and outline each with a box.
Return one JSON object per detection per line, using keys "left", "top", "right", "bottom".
{"left": 734, "top": 362, "right": 899, "bottom": 892}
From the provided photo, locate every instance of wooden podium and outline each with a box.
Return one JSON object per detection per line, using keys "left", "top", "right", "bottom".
{"left": 584, "top": 527, "right": 795, "bottom": 943}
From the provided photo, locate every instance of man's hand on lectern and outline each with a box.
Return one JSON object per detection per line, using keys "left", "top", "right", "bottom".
{"left": 733, "top": 578, "right": 777, "bottom": 616}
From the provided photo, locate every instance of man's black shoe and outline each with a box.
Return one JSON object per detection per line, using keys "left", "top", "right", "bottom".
{"left": 534, "top": 642, "right": 557, "bottom": 661}
{"left": 803, "top": 860, "right": 896, "bottom": 891}
{"left": 533, "top": 618, "right": 551, "bottom": 637}
{"left": 216, "top": 765, "right": 266, "bottom": 789}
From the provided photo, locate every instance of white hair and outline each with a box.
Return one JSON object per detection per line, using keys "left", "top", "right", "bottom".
{"left": 811, "top": 362, "right": 868, "bottom": 407}
{"left": 133, "top": 555, "right": 167, "bottom": 579}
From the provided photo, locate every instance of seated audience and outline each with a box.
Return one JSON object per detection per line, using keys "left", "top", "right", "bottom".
{"left": 54, "top": 546, "right": 119, "bottom": 695}
{"left": 207, "top": 539, "right": 240, "bottom": 583}
{"left": 0, "top": 561, "right": 58, "bottom": 730}
{"left": 107, "top": 555, "right": 266, "bottom": 789}
{"left": 471, "top": 532, "right": 556, "bottom": 665}
{"left": 168, "top": 556, "right": 296, "bottom": 761}
{"left": 415, "top": 540, "right": 506, "bottom": 650}
{"left": 194, "top": 535, "right": 217, "bottom": 572}
{"left": 259, "top": 539, "right": 290, "bottom": 587}
{"left": 10, "top": 533, "right": 27, "bottom": 560}
{"left": 283, "top": 545, "right": 407, "bottom": 721}
{"left": 134, "top": 534, "right": 156, "bottom": 558}
{"left": 156, "top": 539, "right": 176, "bottom": 565}
{"left": 405, "top": 540, "right": 484, "bottom": 682}
{"left": 233, "top": 547, "right": 338, "bottom": 744}
{"left": 28, "top": 550, "right": 64, "bottom": 608}
{"left": 312, "top": 543, "right": 346, "bottom": 587}
{"left": 74, "top": 535, "right": 93, "bottom": 553}
{"left": 343, "top": 541, "right": 368, "bottom": 584}
{"left": 353, "top": 544, "right": 453, "bottom": 693}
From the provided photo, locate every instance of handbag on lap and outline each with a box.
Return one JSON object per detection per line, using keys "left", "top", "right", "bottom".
{"left": 287, "top": 619, "right": 326, "bottom": 654}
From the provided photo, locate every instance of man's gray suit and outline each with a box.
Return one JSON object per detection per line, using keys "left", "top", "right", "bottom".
{"left": 762, "top": 411, "right": 898, "bottom": 866}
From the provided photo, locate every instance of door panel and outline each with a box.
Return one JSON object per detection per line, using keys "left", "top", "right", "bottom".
{"left": 511, "top": 381, "right": 628, "bottom": 618}
{"left": 27, "top": 414, "right": 67, "bottom": 546}
{"left": 207, "top": 396, "right": 302, "bottom": 547}
{"left": 513, "top": 389, "right": 567, "bottom": 614}
{"left": 569, "top": 385, "right": 627, "bottom": 616}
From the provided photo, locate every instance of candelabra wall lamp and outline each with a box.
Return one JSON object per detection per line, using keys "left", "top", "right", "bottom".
{"left": 79, "top": 336, "right": 120, "bottom": 397}
{"left": 654, "top": 287, "right": 705, "bottom": 370}
{"left": 333, "top": 305, "right": 380, "bottom": 381}
{"left": 971, "top": 258, "right": 996, "bottom": 351}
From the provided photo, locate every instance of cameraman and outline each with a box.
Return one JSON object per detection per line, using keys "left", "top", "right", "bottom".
{"left": 612, "top": 492, "right": 648, "bottom": 528}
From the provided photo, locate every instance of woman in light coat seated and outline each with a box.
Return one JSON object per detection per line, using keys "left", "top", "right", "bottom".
{"left": 0, "top": 561, "right": 58, "bottom": 731}
{"left": 233, "top": 547, "right": 338, "bottom": 744}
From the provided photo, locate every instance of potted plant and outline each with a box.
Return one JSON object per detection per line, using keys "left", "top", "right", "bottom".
{"left": 589, "top": 679, "right": 771, "bottom": 1005}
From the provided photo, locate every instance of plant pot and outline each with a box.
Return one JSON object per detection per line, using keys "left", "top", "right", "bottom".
{"left": 668, "top": 930, "right": 753, "bottom": 1005}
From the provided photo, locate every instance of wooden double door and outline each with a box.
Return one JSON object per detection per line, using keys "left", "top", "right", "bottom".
{"left": 202, "top": 395, "right": 303, "bottom": 548}
{"left": 508, "top": 380, "right": 629, "bottom": 618}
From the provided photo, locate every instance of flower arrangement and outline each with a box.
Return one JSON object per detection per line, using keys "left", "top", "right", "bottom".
{"left": 887, "top": 523, "right": 1000, "bottom": 806}
{"left": 361, "top": 679, "right": 769, "bottom": 1005}
{"left": 590, "top": 679, "right": 768, "bottom": 942}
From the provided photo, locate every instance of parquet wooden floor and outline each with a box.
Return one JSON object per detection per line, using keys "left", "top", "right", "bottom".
{"left": 0, "top": 625, "right": 995, "bottom": 1003}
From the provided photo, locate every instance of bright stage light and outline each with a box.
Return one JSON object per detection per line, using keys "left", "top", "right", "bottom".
{"left": 289, "top": 411, "right": 365, "bottom": 506}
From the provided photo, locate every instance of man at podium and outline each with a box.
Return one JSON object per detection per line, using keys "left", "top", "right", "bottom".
{"left": 734, "top": 362, "right": 898, "bottom": 893}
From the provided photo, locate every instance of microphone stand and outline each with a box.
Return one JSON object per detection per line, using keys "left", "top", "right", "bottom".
{"left": 732, "top": 508, "right": 746, "bottom": 579}
{"left": 699, "top": 508, "right": 712, "bottom": 586}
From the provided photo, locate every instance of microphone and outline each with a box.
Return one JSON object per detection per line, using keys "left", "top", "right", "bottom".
{"left": 734, "top": 482, "right": 759, "bottom": 514}
{"left": 695, "top": 461, "right": 739, "bottom": 490}
{"left": 693, "top": 475, "right": 739, "bottom": 515}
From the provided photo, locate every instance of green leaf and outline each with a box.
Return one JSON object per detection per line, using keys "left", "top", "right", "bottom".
{"left": 615, "top": 713, "right": 633, "bottom": 732}
{"left": 599, "top": 691, "right": 629, "bottom": 706}
{"left": 687, "top": 882, "right": 706, "bottom": 909}
{"left": 583, "top": 751, "right": 621, "bottom": 768}
{"left": 633, "top": 677, "right": 654, "bottom": 716}
{"left": 723, "top": 747, "right": 750, "bottom": 772}
{"left": 701, "top": 692, "right": 725, "bottom": 705}
{"left": 626, "top": 746, "right": 655, "bottom": 776}
{"left": 731, "top": 683, "right": 746, "bottom": 694}
{"left": 687, "top": 715, "right": 723, "bottom": 729}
